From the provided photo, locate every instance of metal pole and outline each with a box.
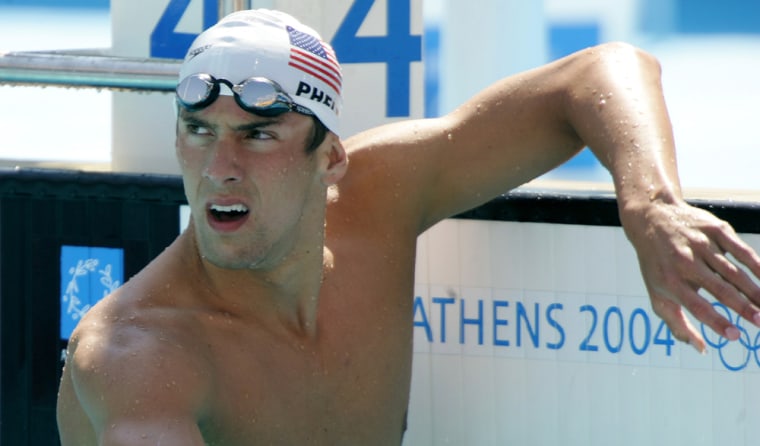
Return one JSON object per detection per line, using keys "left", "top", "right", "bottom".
{"left": 0, "top": 1, "right": 254, "bottom": 92}
{"left": 0, "top": 51, "right": 180, "bottom": 92}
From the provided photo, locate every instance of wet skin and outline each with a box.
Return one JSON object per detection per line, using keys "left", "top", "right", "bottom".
{"left": 57, "top": 43, "right": 760, "bottom": 445}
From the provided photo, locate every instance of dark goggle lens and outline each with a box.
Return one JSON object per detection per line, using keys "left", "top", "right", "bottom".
{"left": 236, "top": 79, "right": 291, "bottom": 116}
{"left": 176, "top": 74, "right": 216, "bottom": 109}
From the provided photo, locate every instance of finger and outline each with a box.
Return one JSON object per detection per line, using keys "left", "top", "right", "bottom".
{"left": 651, "top": 295, "right": 706, "bottom": 353}
{"left": 680, "top": 313, "right": 707, "bottom": 354}
{"left": 675, "top": 281, "right": 740, "bottom": 342}
{"left": 713, "top": 228, "right": 760, "bottom": 291}
{"left": 703, "top": 251, "right": 760, "bottom": 327}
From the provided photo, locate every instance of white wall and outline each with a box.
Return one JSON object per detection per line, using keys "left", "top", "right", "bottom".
{"left": 406, "top": 219, "right": 760, "bottom": 445}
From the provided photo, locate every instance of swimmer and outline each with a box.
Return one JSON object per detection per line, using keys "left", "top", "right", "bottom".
{"left": 56, "top": 9, "right": 760, "bottom": 445}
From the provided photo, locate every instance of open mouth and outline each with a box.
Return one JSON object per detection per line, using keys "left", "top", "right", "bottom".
{"left": 209, "top": 203, "right": 250, "bottom": 223}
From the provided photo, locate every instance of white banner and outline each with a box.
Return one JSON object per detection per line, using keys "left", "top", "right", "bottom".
{"left": 407, "top": 219, "right": 760, "bottom": 446}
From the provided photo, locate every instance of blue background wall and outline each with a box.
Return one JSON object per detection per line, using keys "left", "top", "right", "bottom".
{"left": 676, "top": 0, "right": 760, "bottom": 33}
{"left": 641, "top": 0, "right": 760, "bottom": 34}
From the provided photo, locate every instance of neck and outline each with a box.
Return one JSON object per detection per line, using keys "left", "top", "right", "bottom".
{"left": 183, "top": 220, "right": 330, "bottom": 339}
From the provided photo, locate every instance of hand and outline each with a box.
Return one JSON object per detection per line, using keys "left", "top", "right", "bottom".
{"left": 622, "top": 198, "right": 760, "bottom": 353}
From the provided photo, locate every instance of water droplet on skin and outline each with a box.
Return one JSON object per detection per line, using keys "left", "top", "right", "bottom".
{"left": 647, "top": 184, "right": 657, "bottom": 201}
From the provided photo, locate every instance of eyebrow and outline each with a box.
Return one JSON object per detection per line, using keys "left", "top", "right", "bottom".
{"left": 178, "top": 114, "right": 211, "bottom": 129}
{"left": 178, "top": 111, "right": 282, "bottom": 132}
{"left": 233, "top": 118, "right": 282, "bottom": 133}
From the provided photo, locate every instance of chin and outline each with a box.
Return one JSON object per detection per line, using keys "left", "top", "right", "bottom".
{"left": 192, "top": 226, "right": 260, "bottom": 266}
{"left": 203, "top": 250, "right": 266, "bottom": 270}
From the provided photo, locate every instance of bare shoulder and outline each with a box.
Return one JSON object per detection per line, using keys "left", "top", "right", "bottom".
{"left": 342, "top": 118, "right": 447, "bottom": 171}
{"left": 336, "top": 118, "right": 451, "bottom": 234}
{"left": 57, "top": 264, "right": 211, "bottom": 444}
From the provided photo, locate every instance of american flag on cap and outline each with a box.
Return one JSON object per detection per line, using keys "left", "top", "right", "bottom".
{"left": 287, "top": 25, "right": 342, "bottom": 95}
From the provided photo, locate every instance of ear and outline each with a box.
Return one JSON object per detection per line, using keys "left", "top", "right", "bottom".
{"left": 320, "top": 135, "right": 348, "bottom": 186}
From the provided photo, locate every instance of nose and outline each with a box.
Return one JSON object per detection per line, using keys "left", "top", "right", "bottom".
{"left": 202, "top": 138, "right": 244, "bottom": 186}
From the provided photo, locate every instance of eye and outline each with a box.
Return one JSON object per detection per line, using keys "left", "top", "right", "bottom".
{"left": 178, "top": 115, "right": 214, "bottom": 138}
{"left": 187, "top": 123, "right": 212, "bottom": 136}
{"left": 245, "top": 129, "right": 275, "bottom": 141}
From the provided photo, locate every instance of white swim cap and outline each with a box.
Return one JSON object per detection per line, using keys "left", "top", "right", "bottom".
{"left": 179, "top": 9, "right": 342, "bottom": 135}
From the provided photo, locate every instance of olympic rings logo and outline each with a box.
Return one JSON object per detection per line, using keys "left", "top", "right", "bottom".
{"left": 702, "top": 302, "right": 760, "bottom": 372}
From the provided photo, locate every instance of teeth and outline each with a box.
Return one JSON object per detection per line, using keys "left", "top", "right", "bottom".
{"left": 210, "top": 204, "right": 248, "bottom": 213}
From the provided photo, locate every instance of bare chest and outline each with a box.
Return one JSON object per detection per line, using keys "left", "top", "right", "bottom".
{"left": 199, "top": 265, "right": 416, "bottom": 445}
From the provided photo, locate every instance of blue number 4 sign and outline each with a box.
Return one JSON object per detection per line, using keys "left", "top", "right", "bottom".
{"left": 150, "top": 0, "right": 218, "bottom": 59}
{"left": 150, "top": 0, "right": 421, "bottom": 118}
{"left": 331, "top": 0, "right": 422, "bottom": 117}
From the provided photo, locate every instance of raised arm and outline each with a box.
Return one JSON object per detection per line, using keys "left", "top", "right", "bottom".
{"left": 348, "top": 42, "right": 664, "bottom": 227}
{"left": 556, "top": 43, "right": 760, "bottom": 352}
{"left": 345, "top": 42, "right": 760, "bottom": 351}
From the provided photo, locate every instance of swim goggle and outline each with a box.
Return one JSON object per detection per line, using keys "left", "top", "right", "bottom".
{"left": 176, "top": 73, "right": 315, "bottom": 117}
